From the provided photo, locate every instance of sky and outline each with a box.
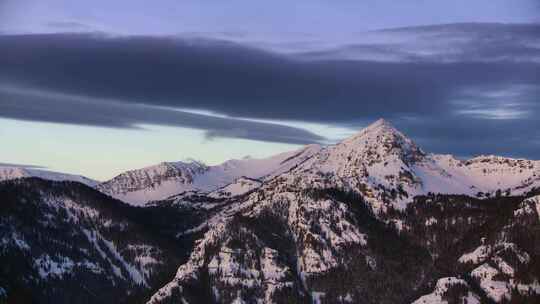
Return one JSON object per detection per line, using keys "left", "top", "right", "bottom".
{"left": 1, "top": 0, "right": 539, "bottom": 180}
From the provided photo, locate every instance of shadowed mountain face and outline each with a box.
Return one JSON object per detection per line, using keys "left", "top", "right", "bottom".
{"left": 0, "top": 178, "right": 208, "bottom": 304}
{"left": 145, "top": 183, "right": 540, "bottom": 304}
{"left": 1, "top": 120, "right": 540, "bottom": 304}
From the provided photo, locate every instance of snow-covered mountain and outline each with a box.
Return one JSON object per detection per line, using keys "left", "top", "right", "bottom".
{"left": 2, "top": 119, "right": 540, "bottom": 304}
{"left": 146, "top": 119, "right": 540, "bottom": 304}
{"left": 97, "top": 144, "right": 321, "bottom": 205}
{"left": 147, "top": 170, "right": 540, "bottom": 304}
{"left": 0, "top": 165, "right": 98, "bottom": 187}
{"left": 96, "top": 161, "right": 209, "bottom": 206}
{"left": 98, "top": 119, "right": 540, "bottom": 208}
{"left": 229, "top": 119, "right": 540, "bottom": 213}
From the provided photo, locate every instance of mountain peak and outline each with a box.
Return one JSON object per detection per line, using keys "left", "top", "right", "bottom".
{"left": 362, "top": 118, "right": 401, "bottom": 135}
{"left": 340, "top": 118, "right": 425, "bottom": 165}
{"left": 344, "top": 118, "right": 404, "bottom": 143}
{"left": 368, "top": 118, "right": 393, "bottom": 128}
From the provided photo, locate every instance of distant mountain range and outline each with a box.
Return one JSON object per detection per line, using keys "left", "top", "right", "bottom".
{"left": 0, "top": 165, "right": 98, "bottom": 187}
{"left": 96, "top": 144, "right": 322, "bottom": 205}
{"left": 6, "top": 119, "right": 538, "bottom": 207}
{"left": 1, "top": 119, "right": 539, "bottom": 303}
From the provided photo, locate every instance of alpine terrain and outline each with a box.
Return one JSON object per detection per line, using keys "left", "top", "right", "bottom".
{"left": 1, "top": 119, "right": 539, "bottom": 304}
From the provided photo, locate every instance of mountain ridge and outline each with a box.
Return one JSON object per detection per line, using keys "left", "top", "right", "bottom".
{"left": 2, "top": 119, "right": 539, "bottom": 208}
{"left": 96, "top": 144, "right": 322, "bottom": 205}
{"left": 1, "top": 119, "right": 540, "bottom": 303}
{"left": 0, "top": 165, "right": 98, "bottom": 187}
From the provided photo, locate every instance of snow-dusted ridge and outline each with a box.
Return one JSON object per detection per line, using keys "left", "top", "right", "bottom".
{"left": 266, "top": 118, "right": 540, "bottom": 212}
{"left": 0, "top": 165, "right": 98, "bottom": 187}
{"left": 98, "top": 119, "right": 540, "bottom": 208}
{"left": 208, "top": 176, "right": 263, "bottom": 199}
{"left": 97, "top": 144, "right": 322, "bottom": 205}
{"left": 3, "top": 119, "right": 539, "bottom": 209}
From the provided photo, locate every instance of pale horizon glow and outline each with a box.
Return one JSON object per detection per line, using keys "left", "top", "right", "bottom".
{"left": 1, "top": 118, "right": 310, "bottom": 181}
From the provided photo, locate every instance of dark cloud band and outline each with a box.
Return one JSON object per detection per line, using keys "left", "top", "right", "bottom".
{"left": 0, "top": 162, "right": 46, "bottom": 169}
{"left": 0, "top": 86, "right": 325, "bottom": 145}
{"left": 0, "top": 29, "right": 538, "bottom": 123}
{"left": 0, "top": 23, "right": 539, "bottom": 158}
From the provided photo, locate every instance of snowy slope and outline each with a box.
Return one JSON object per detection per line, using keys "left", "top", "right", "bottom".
{"left": 96, "top": 161, "right": 209, "bottom": 206}
{"left": 208, "top": 177, "right": 263, "bottom": 198}
{"left": 412, "top": 277, "right": 480, "bottom": 304}
{"left": 428, "top": 154, "right": 540, "bottom": 195}
{"left": 0, "top": 166, "right": 98, "bottom": 187}
{"left": 97, "top": 144, "right": 321, "bottom": 205}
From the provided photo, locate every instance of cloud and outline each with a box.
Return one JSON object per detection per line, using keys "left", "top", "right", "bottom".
{"left": 231, "top": 23, "right": 540, "bottom": 63}
{"left": 0, "top": 85, "right": 325, "bottom": 145}
{"left": 0, "top": 23, "right": 539, "bottom": 158}
{"left": 0, "top": 30, "right": 538, "bottom": 123}
{"left": 395, "top": 114, "right": 540, "bottom": 158}
{"left": 452, "top": 84, "right": 538, "bottom": 120}
{"left": 46, "top": 21, "right": 92, "bottom": 30}
{"left": 0, "top": 162, "right": 46, "bottom": 169}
